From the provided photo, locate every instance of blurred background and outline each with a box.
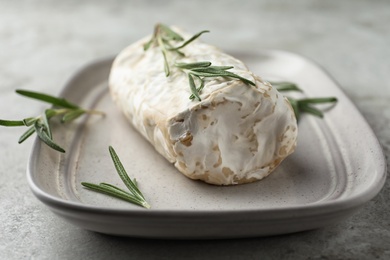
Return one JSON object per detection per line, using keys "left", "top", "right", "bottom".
{"left": 0, "top": 0, "right": 389, "bottom": 259}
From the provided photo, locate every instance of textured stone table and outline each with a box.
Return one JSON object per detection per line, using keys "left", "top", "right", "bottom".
{"left": 1, "top": 0, "right": 389, "bottom": 259}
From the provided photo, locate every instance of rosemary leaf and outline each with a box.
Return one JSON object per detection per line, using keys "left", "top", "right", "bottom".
{"left": 34, "top": 121, "right": 65, "bottom": 153}
{"left": 175, "top": 61, "right": 212, "bottom": 69}
{"left": 18, "top": 126, "right": 36, "bottom": 144}
{"left": 270, "top": 81, "right": 302, "bottom": 92}
{"left": 0, "top": 119, "right": 25, "bottom": 126}
{"left": 299, "top": 104, "right": 324, "bottom": 117}
{"left": 143, "top": 38, "right": 154, "bottom": 51}
{"left": 23, "top": 117, "right": 39, "bottom": 126}
{"left": 16, "top": 89, "right": 79, "bottom": 109}
{"left": 188, "top": 74, "right": 201, "bottom": 101}
{"left": 189, "top": 75, "right": 205, "bottom": 100}
{"left": 297, "top": 97, "right": 338, "bottom": 105}
{"left": 159, "top": 24, "right": 184, "bottom": 41}
{"left": 161, "top": 50, "right": 170, "bottom": 76}
{"left": 208, "top": 65, "right": 235, "bottom": 71}
{"left": 99, "top": 183, "right": 133, "bottom": 196}
{"left": 108, "top": 146, "right": 146, "bottom": 200}
{"left": 168, "top": 30, "right": 209, "bottom": 51}
{"left": 189, "top": 69, "right": 255, "bottom": 86}
{"left": 61, "top": 109, "right": 85, "bottom": 123}
{"left": 45, "top": 108, "right": 59, "bottom": 118}
{"left": 81, "top": 182, "right": 148, "bottom": 208}
{"left": 43, "top": 110, "right": 53, "bottom": 139}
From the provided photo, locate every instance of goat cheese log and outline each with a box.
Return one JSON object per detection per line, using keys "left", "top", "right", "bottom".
{"left": 109, "top": 31, "right": 298, "bottom": 185}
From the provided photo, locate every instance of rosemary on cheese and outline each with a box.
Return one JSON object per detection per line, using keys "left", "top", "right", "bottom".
{"left": 175, "top": 61, "right": 255, "bottom": 101}
{"left": 143, "top": 23, "right": 255, "bottom": 101}
{"left": 143, "top": 23, "right": 209, "bottom": 77}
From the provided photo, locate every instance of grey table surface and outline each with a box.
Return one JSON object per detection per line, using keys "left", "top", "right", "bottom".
{"left": 1, "top": 0, "right": 389, "bottom": 259}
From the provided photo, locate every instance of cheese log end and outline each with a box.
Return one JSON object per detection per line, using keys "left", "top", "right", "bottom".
{"left": 168, "top": 77, "right": 297, "bottom": 185}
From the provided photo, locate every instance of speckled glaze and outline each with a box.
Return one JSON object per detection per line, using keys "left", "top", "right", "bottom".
{"left": 27, "top": 50, "right": 386, "bottom": 239}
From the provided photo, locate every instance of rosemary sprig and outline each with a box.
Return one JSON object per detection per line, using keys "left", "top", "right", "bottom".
{"left": 144, "top": 24, "right": 256, "bottom": 101}
{"left": 81, "top": 146, "right": 150, "bottom": 209}
{"left": 144, "top": 23, "right": 209, "bottom": 76}
{"left": 176, "top": 61, "right": 256, "bottom": 101}
{"left": 143, "top": 24, "right": 337, "bottom": 111}
{"left": 272, "top": 81, "right": 338, "bottom": 120}
{"left": 0, "top": 89, "right": 104, "bottom": 153}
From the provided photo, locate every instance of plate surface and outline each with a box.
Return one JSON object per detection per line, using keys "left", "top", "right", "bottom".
{"left": 27, "top": 50, "right": 386, "bottom": 239}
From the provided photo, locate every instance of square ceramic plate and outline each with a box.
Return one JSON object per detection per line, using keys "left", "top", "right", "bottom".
{"left": 27, "top": 50, "right": 386, "bottom": 239}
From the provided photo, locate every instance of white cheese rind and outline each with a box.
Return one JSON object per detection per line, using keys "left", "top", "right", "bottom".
{"left": 109, "top": 33, "right": 298, "bottom": 185}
